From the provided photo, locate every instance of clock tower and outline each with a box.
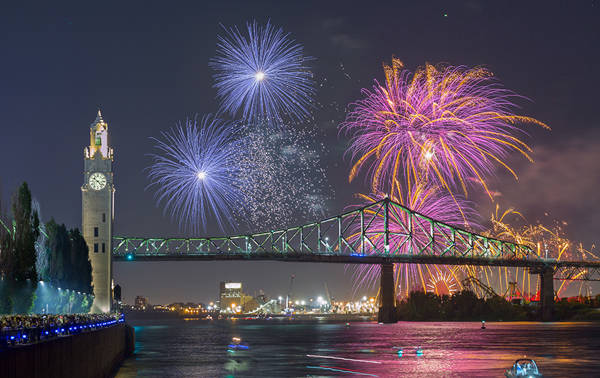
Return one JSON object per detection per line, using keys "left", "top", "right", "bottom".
{"left": 82, "top": 110, "right": 114, "bottom": 313}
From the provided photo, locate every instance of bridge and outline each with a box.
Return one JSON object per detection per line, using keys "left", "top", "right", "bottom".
{"left": 112, "top": 198, "right": 600, "bottom": 322}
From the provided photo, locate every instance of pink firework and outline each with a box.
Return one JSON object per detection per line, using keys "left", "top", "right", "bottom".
{"left": 350, "top": 180, "right": 481, "bottom": 297}
{"left": 342, "top": 58, "right": 549, "bottom": 198}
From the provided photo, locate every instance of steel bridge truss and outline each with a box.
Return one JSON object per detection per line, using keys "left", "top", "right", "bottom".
{"left": 113, "top": 198, "right": 542, "bottom": 266}
{"left": 554, "top": 265, "right": 600, "bottom": 281}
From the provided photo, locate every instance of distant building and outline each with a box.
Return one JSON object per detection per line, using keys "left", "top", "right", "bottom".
{"left": 241, "top": 295, "right": 259, "bottom": 313}
{"left": 218, "top": 282, "right": 262, "bottom": 313}
{"left": 220, "top": 282, "right": 242, "bottom": 312}
{"left": 135, "top": 296, "right": 149, "bottom": 310}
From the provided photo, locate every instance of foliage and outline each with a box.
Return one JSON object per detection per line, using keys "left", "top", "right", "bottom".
{"left": 43, "top": 220, "right": 93, "bottom": 294}
{"left": 0, "top": 182, "right": 93, "bottom": 314}
{"left": 0, "top": 183, "right": 39, "bottom": 313}
{"left": 11, "top": 183, "right": 39, "bottom": 282}
{"left": 396, "top": 290, "right": 527, "bottom": 321}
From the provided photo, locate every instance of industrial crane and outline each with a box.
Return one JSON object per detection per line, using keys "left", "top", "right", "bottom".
{"left": 461, "top": 276, "right": 498, "bottom": 298}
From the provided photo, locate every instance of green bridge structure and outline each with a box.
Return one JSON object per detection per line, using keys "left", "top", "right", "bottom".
{"left": 112, "top": 198, "right": 600, "bottom": 322}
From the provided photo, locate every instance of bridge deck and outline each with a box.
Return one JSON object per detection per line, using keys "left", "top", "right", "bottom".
{"left": 112, "top": 251, "right": 600, "bottom": 270}
{"left": 112, "top": 199, "right": 600, "bottom": 275}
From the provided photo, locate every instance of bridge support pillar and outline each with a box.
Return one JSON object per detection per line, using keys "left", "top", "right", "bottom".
{"left": 539, "top": 266, "right": 554, "bottom": 322}
{"left": 531, "top": 265, "right": 555, "bottom": 321}
{"left": 378, "top": 263, "right": 397, "bottom": 323}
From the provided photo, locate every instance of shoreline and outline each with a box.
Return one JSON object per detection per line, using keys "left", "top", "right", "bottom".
{"left": 123, "top": 311, "right": 599, "bottom": 323}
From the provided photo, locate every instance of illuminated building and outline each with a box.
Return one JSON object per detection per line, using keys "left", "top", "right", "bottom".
{"left": 218, "top": 282, "right": 259, "bottom": 313}
{"left": 82, "top": 110, "right": 115, "bottom": 313}
{"left": 134, "top": 296, "right": 149, "bottom": 310}
{"left": 220, "top": 282, "right": 242, "bottom": 312}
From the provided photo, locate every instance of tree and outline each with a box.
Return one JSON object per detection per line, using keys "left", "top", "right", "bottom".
{"left": 397, "top": 291, "right": 443, "bottom": 320}
{"left": 0, "top": 193, "right": 15, "bottom": 280}
{"left": 0, "top": 183, "right": 40, "bottom": 313}
{"left": 12, "top": 183, "right": 39, "bottom": 282}
{"left": 0, "top": 192, "right": 14, "bottom": 314}
{"left": 444, "top": 290, "right": 482, "bottom": 320}
{"left": 69, "top": 228, "right": 93, "bottom": 294}
{"left": 44, "top": 222, "right": 93, "bottom": 292}
{"left": 44, "top": 219, "right": 70, "bottom": 288}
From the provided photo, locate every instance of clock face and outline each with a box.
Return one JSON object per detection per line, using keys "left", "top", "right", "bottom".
{"left": 89, "top": 172, "right": 107, "bottom": 190}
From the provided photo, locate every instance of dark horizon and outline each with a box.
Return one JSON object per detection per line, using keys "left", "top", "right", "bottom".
{"left": 1, "top": 1, "right": 598, "bottom": 304}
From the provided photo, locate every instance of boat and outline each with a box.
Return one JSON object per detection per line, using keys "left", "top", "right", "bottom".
{"left": 504, "top": 359, "right": 542, "bottom": 377}
{"left": 228, "top": 337, "right": 249, "bottom": 350}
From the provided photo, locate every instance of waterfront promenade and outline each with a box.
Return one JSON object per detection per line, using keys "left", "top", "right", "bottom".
{"left": 1, "top": 313, "right": 123, "bottom": 348}
{"left": 0, "top": 313, "right": 133, "bottom": 378}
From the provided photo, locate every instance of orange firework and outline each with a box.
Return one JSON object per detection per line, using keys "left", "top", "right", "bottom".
{"left": 478, "top": 205, "right": 599, "bottom": 299}
{"left": 343, "top": 58, "right": 549, "bottom": 200}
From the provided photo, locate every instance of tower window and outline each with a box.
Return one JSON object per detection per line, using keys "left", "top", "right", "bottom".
{"left": 102, "top": 213, "right": 106, "bottom": 223}
{"left": 94, "top": 227, "right": 99, "bottom": 237}
{"left": 94, "top": 243, "right": 98, "bottom": 253}
{"left": 102, "top": 243, "right": 106, "bottom": 253}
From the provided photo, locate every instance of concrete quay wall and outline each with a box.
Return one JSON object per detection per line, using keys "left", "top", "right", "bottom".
{"left": 0, "top": 323, "right": 134, "bottom": 378}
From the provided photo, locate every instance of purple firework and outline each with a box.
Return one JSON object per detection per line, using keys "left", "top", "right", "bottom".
{"left": 342, "top": 58, "right": 549, "bottom": 198}
{"left": 350, "top": 180, "right": 481, "bottom": 297}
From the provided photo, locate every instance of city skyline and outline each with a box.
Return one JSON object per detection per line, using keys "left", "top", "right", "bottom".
{"left": 1, "top": 2, "right": 599, "bottom": 304}
{"left": 125, "top": 278, "right": 377, "bottom": 307}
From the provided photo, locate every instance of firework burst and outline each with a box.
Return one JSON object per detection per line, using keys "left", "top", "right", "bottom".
{"left": 235, "top": 123, "right": 331, "bottom": 230}
{"left": 473, "top": 205, "right": 600, "bottom": 299}
{"left": 147, "top": 115, "right": 244, "bottom": 233}
{"left": 342, "top": 58, "right": 549, "bottom": 198}
{"left": 210, "top": 20, "right": 315, "bottom": 125}
{"left": 426, "top": 271, "right": 459, "bottom": 296}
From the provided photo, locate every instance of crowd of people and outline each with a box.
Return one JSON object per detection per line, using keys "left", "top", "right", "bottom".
{"left": 1, "top": 313, "right": 123, "bottom": 347}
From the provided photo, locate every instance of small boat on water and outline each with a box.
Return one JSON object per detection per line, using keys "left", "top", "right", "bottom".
{"left": 504, "top": 358, "right": 542, "bottom": 377}
{"left": 228, "top": 337, "right": 249, "bottom": 350}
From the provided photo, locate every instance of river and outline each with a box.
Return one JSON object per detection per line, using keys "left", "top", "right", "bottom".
{"left": 116, "top": 317, "right": 600, "bottom": 377}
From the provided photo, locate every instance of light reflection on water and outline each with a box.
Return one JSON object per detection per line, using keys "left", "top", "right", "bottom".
{"left": 117, "top": 319, "right": 600, "bottom": 377}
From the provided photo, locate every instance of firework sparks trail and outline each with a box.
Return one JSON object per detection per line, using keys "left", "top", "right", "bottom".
{"left": 147, "top": 115, "right": 244, "bottom": 234}
{"left": 210, "top": 20, "right": 315, "bottom": 126}
{"left": 235, "top": 123, "right": 332, "bottom": 231}
{"left": 479, "top": 205, "right": 600, "bottom": 299}
{"left": 350, "top": 179, "right": 481, "bottom": 298}
{"left": 342, "top": 58, "right": 549, "bottom": 199}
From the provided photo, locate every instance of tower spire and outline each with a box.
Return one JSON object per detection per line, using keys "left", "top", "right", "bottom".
{"left": 95, "top": 109, "right": 103, "bottom": 124}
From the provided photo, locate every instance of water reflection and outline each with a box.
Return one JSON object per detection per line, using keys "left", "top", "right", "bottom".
{"left": 117, "top": 319, "right": 600, "bottom": 377}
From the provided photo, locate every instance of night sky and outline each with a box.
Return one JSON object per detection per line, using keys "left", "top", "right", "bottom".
{"left": 1, "top": 1, "right": 598, "bottom": 304}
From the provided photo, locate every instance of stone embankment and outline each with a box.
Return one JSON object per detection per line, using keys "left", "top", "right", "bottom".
{"left": 0, "top": 323, "right": 134, "bottom": 378}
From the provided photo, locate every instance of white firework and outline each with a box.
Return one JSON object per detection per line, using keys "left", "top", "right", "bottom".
{"left": 236, "top": 124, "right": 332, "bottom": 231}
